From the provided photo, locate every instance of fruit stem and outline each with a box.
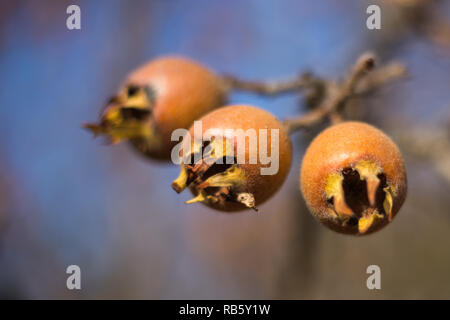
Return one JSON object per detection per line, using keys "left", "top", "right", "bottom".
{"left": 220, "top": 72, "right": 321, "bottom": 96}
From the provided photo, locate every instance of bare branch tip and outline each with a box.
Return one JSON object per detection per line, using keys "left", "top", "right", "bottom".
{"left": 358, "top": 52, "right": 377, "bottom": 71}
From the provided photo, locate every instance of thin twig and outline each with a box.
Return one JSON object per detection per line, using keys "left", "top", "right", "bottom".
{"left": 283, "top": 53, "right": 376, "bottom": 133}
{"left": 221, "top": 53, "right": 406, "bottom": 135}
{"left": 282, "top": 53, "right": 407, "bottom": 134}
{"left": 355, "top": 62, "right": 407, "bottom": 94}
{"left": 221, "top": 72, "right": 321, "bottom": 96}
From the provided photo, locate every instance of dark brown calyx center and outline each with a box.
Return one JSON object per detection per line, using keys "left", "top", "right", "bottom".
{"left": 325, "top": 160, "right": 394, "bottom": 234}
{"left": 171, "top": 139, "right": 258, "bottom": 211}
{"left": 341, "top": 168, "right": 387, "bottom": 218}
{"left": 83, "top": 84, "right": 157, "bottom": 145}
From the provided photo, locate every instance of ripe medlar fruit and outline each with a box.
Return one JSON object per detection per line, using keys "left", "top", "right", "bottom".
{"left": 300, "top": 121, "right": 407, "bottom": 235}
{"left": 172, "top": 105, "right": 292, "bottom": 212}
{"left": 84, "top": 56, "right": 228, "bottom": 160}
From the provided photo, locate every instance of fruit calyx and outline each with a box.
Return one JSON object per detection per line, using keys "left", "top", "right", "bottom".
{"left": 324, "top": 160, "right": 394, "bottom": 234}
{"left": 83, "top": 84, "right": 157, "bottom": 145}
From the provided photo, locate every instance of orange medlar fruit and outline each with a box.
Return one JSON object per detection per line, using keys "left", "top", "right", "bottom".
{"left": 171, "top": 105, "right": 292, "bottom": 212}
{"left": 300, "top": 121, "right": 407, "bottom": 235}
{"left": 84, "top": 56, "right": 228, "bottom": 160}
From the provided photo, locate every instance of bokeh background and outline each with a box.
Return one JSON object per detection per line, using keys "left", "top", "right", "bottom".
{"left": 0, "top": 0, "right": 449, "bottom": 299}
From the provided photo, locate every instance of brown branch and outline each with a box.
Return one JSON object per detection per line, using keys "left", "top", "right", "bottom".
{"left": 221, "top": 53, "right": 406, "bottom": 135}
{"left": 354, "top": 62, "right": 407, "bottom": 94}
{"left": 221, "top": 72, "right": 322, "bottom": 96}
{"left": 282, "top": 53, "right": 407, "bottom": 134}
{"left": 283, "top": 53, "right": 374, "bottom": 133}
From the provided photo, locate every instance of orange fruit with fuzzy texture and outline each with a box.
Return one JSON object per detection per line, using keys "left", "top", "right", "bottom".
{"left": 172, "top": 105, "right": 292, "bottom": 212}
{"left": 300, "top": 121, "right": 407, "bottom": 235}
{"left": 84, "top": 56, "right": 228, "bottom": 160}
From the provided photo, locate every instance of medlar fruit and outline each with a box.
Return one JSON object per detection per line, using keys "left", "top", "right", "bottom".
{"left": 84, "top": 56, "right": 228, "bottom": 160}
{"left": 300, "top": 121, "right": 407, "bottom": 235}
{"left": 172, "top": 105, "right": 292, "bottom": 212}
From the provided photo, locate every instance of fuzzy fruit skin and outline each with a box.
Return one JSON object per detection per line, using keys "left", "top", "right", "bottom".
{"left": 125, "top": 56, "right": 227, "bottom": 160}
{"left": 183, "top": 105, "right": 292, "bottom": 212}
{"left": 300, "top": 121, "right": 407, "bottom": 235}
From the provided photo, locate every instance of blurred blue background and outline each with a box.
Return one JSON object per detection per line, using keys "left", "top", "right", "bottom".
{"left": 0, "top": 0, "right": 449, "bottom": 299}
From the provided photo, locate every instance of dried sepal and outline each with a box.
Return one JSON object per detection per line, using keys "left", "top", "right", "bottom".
{"left": 83, "top": 84, "right": 154, "bottom": 145}
{"left": 172, "top": 166, "right": 189, "bottom": 193}
{"left": 196, "top": 166, "right": 246, "bottom": 189}
{"left": 323, "top": 160, "right": 396, "bottom": 234}
{"left": 172, "top": 105, "right": 293, "bottom": 212}
{"left": 236, "top": 193, "right": 258, "bottom": 212}
{"left": 354, "top": 160, "right": 381, "bottom": 206}
{"left": 173, "top": 143, "right": 253, "bottom": 210}
{"left": 358, "top": 211, "right": 384, "bottom": 234}
{"left": 325, "top": 172, "right": 354, "bottom": 218}
{"left": 383, "top": 186, "right": 394, "bottom": 221}
{"left": 185, "top": 190, "right": 217, "bottom": 204}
